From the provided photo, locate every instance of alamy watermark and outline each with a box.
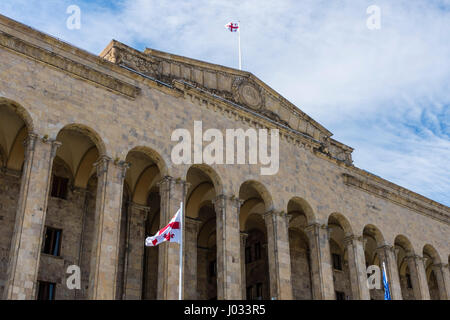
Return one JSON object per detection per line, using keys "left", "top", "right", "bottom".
{"left": 171, "top": 121, "right": 280, "bottom": 175}
{"left": 66, "top": 5, "right": 81, "bottom": 30}
{"left": 366, "top": 5, "right": 381, "bottom": 30}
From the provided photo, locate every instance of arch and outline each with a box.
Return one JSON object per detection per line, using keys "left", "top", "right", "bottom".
{"left": 132, "top": 165, "right": 161, "bottom": 205}
{"left": 186, "top": 182, "right": 215, "bottom": 218}
{"left": 239, "top": 180, "right": 273, "bottom": 212}
{"left": 127, "top": 146, "right": 168, "bottom": 177}
{"left": 328, "top": 212, "right": 353, "bottom": 236}
{"left": 394, "top": 235, "right": 415, "bottom": 255}
{"left": 362, "top": 224, "right": 385, "bottom": 247}
{"left": 287, "top": 197, "right": 316, "bottom": 225}
{"left": 57, "top": 123, "right": 106, "bottom": 156}
{"left": 423, "top": 244, "right": 441, "bottom": 265}
{"left": 0, "top": 97, "right": 34, "bottom": 132}
{"left": 186, "top": 164, "right": 224, "bottom": 195}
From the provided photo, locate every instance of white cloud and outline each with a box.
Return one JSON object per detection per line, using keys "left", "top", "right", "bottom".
{"left": 0, "top": 0, "right": 449, "bottom": 204}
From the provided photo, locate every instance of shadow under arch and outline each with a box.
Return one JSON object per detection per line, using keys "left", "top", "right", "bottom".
{"left": 0, "top": 97, "right": 34, "bottom": 132}
{"left": 287, "top": 197, "right": 316, "bottom": 226}
{"left": 185, "top": 164, "right": 224, "bottom": 196}
{"left": 328, "top": 212, "right": 354, "bottom": 236}
{"left": 239, "top": 180, "right": 274, "bottom": 212}
{"left": 57, "top": 123, "right": 107, "bottom": 156}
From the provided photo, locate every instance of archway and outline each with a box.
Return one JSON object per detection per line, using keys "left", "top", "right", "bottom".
{"left": 394, "top": 235, "right": 415, "bottom": 300}
{"left": 37, "top": 124, "right": 103, "bottom": 300}
{"left": 328, "top": 213, "right": 353, "bottom": 300}
{"left": 0, "top": 101, "right": 32, "bottom": 298}
{"left": 423, "top": 244, "right": 441, "bottom": 300}
{"left": 363, "top": 225, "right": 385, "bottom": 300}
{"left": 185, "top": 165, "right": 220, "bottom": 300}
{"left": 239, "top": 181, "right": 271, "bottom": 300}
{"left": 287, "top": 198, "right": 315, "bottom": 300}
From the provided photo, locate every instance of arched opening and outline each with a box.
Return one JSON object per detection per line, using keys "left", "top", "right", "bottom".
{"left": 239, "top": 181, "right": 271, "bottom": 300}
{"left": 121, "top": 147, "right": 163, "bottom": 300}
{"left": 38, "top": 125, "right": 103, "bottom": 300}
{"left": 363, "top": 225, "right": 385, "bottom": 300}
{"left": 183, "top": 165, "right": 221, "bottom": 300}
{"left": 394, "top": 235, "right": 415, "bottom": 300}
{"left": 328, "top": 213, "right": 353, "bottom": 300}
{"left": 287, "top": 198, "right": 315, "bottom": 300}
{"left": 0, "top": 101, "right": 32, "bottom": 298}
{"left": 423, "top": 244, "right": 441, "bottom": 300}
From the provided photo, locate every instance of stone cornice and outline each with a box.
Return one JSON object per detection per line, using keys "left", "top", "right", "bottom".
{"left": 0, "top": 29, "right": 140, "bottom": 99}
{"left": 343, "top": 173, "right": 450, "bottom": 225}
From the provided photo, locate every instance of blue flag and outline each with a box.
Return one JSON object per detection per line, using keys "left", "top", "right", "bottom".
{"left": 382, "top": 262, "right": 392, "bottom": 300}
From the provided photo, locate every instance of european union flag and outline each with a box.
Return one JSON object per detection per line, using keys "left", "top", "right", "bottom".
{"left": 382, "top": 262, "right": 392, "bottom": 300}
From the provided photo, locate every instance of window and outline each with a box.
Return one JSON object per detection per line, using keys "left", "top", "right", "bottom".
{"left": 335, "top": 291, "right": 345, "bottom": 300}
{"left": 332, "top": 253, "right": 342, "bottom": 271}
{"left": 254, "top": 242, "right": 261, "bottom": 261}
{"left": 246, "top": 286, "right": 253, "bottom": 300}
{"left": 209, "top": 260, "right": 217, "bottom": 277}
{"left": 43, "top": 227, "right": 62, "bottom": 256}
{"left": 256, "top": 283, "right": 263, "bottom": 300}
{"left": 245, "top": 246, "right": 252, "bottom": 264}
{"left": 51, "top": 176, "right": 69, "bottom": 199}
{"left": 406, "top": 274, "right": 413, "bottom": 289}
{"left": 37, "top": 281, "right": 56, "bottom": 300}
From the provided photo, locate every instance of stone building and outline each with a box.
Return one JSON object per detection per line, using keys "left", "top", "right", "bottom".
{"left": 0, "top": 14, "right": 449, "bottom": 300}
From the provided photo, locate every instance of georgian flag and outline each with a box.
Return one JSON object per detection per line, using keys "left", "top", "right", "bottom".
{"left": 145, "top": 207, "right": 181, "bottom": 247}
{"left": 225, "top": 22, "right": 239, "bottom": 32}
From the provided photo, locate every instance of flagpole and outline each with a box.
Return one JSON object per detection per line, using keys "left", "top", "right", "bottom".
{"left": 238, "top": 21, "right": 242, "bottom": 70}
{"left": 179, "top": 202, "right": 183, "bottom": 300}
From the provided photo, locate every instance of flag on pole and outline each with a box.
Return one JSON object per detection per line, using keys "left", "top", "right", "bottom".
{"left": 225, "top": 22, "right": 239, "bottom": 32}
{"left": 225, "top": 21, "right": 242, "bottom": 70}
{"left": 382, "top": 262, "right": 392, "bottom": 300}
{"left": 145, "top": 207, "right": 181, "bottom": 247}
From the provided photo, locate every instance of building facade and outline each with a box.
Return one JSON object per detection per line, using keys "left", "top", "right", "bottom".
{"left": 0, "top": 14, "right": 449, "bottom": 300}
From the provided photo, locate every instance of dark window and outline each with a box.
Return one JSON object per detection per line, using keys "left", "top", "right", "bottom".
{"left": 332, "top": 253, "right": 342, "bottom": 271}
{"left": 51, "top": 176, "right": 68, "bottom": 199}
{"left": 209, "top": 260, "right": 216, "bottom": 277}
{"left": 37, "top": 281, "right": 56, "bottom": 300}
{"left": 254, "top": 242, "right": 261, "bottom": 261}
{"left": 245, "top": 246, "right": 252, "bottom": 264}
{"left": 335, "top": 291, "right": 345, "bottom": 300}
{"left": 246, "top": 286, "right": 253, "bottom": 300}
{"left": 256, "top": 283, "right": 263, "bottom": 300}
{"left": 406, "top": 274, "right": 413, "bottom": 289}
{"left": 43, "top": 227, "right": 62, "bottom": 256}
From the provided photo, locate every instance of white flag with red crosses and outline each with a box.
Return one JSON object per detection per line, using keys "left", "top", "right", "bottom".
{"left": 145, "top": 207, "right": 181, "bottom": 247}
{"left": 225, "top": 22, "right": 239, "bottom": 32}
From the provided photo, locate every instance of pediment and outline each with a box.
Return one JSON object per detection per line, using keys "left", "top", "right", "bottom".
{"left": 100, "top": 41, "right": 353, "bottom": 164}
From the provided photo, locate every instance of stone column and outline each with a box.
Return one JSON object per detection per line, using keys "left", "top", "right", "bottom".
{"left": 88, "top": 156, "right": 129, "bottom": 300}
{"left": 432, "top": 263, "right": 450, "bottom": 300}
{"left": 240, "top": 232, "right": 248, "bottom": 299}
{"left": 344, "top": 235, "right": 370, "bottom": 300}
{"left": 122, "top": 203, "right": 150, "bottom": 300}
{"left": 157, "top": 176, "right": 187, "bottom": 300}
{"left": 3, "top": 134, "right": 60, "bottom": 300}
{"left": 184, "top": 216, "right": 202, "bottom": 300}
{"left": 214, "top": 195, "right": 242, "bottom": 300}
{"left": 264, "top": 211, "right": 293, "bottom": 300}
{"left": 405, "top": 254, "right": 430, "bottom": 300}
{"left": 376, "top": 245, "right": 402, "bottom": 300}
{"left": 304, "top": 223, "right": 335, "bottom": 300}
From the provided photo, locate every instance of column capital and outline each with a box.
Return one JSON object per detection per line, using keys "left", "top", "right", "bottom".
{"left": 185, "top": 216, "right": 203, "bottom": 233}
{"left": 158, "top": 176, "right": 189, "bottom": 197}
{"left": 343, "top": 235, "right": 364, "bottom": 246}
{"left": 214, "top": 194, "right": 242, "bottom": 208}
{"left": 305, "top": 222, "right": 331, "bottom": 239}
{"left": 128, "top": 202, "right": 151, "bottom": 220}
{"left": 240, "top": 231, "right": 249, "bottom": 245}
{"left": 405, "top": 253, "right": 426, "bottom": 263}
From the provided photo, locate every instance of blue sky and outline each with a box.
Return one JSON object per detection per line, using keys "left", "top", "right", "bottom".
{"left": 0, "top": 0, "right": 449, "bottom": 205}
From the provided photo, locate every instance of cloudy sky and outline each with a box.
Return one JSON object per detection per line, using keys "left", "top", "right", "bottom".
{"left": 0, "top": 0, "right": 449, "bottom": 205}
